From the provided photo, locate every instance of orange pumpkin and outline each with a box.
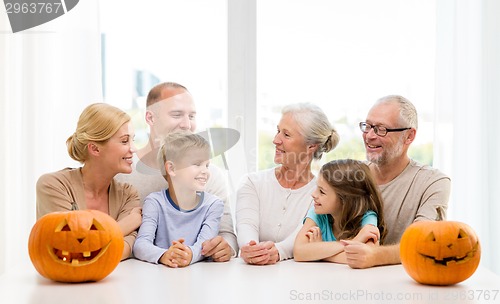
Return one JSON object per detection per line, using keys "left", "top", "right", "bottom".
{"left": 28, "top": 209, "right": 124, "bottom": 282}
{"left": 400, "top": 220, "right": 481, "bottom": 285}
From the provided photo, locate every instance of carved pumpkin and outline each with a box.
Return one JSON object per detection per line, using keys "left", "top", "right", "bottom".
{"left": 400, "top": 220, "right": 481, "bottom": 285}
{"left": 28, "top": 209, "right": 124, "bottom": 282}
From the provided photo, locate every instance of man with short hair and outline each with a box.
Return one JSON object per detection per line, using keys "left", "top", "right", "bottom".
{"left": 342, "top": 95, "right": 451, "bottom": 268}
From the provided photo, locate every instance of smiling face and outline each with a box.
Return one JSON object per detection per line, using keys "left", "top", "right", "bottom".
{"left": 170, "top": 147, "right": 211, "bottom": 192}
{"left": 147, "top": 89, "right": 197, "bottom": 145}
{"left": 400, "top": 221, "right": 481, "bottom": 285}
{"left": 97, "top": 122, "right": 136, "bottom": 175}
{"left": 311, "top": 174, "right": 342, "bottom": 217}
{"left": 363, "top": 102, "right": 409, "bottom": 166}
{"left": 50, "top": 217, "right": 111, "bottom": 266}
{"left": 28, "top": 210, "right": 124, "bottom": 282}
{"left": 418, "top": 228, "right": 479, "bottom": 265}
{"left": 273, "top": 113, "right": 311, "bottom": 167}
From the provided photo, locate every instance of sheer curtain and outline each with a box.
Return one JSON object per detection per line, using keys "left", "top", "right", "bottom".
{"left": 0, "top": 1, "right": 101, "bottom": 273}
{"left": 434, "top": 0, "right": 500, "bottom": 274}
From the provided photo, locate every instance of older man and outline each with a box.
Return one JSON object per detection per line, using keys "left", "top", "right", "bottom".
{"left": 342, "top": 95, "right": 451, "bottom": 268}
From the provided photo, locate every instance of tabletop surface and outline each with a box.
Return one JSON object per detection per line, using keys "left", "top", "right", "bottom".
{"left": 1, "top": 258, "right": 499, "bottom": 304}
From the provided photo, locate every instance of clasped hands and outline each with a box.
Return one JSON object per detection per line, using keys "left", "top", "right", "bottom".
{"left": 159, "top": 238, "right": 192, "bottom": 268}
{"left": 342, "top": 225, "right": 381, "bottom": 269}
{"left": 240, "top": 240, "right": 280, "bottom": 265}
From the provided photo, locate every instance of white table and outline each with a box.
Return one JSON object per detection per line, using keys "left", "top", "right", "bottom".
{"left": 1, "top": 258, "right": 499, "bottom": 304}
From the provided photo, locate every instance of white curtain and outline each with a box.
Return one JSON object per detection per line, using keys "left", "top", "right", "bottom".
{"left": 435, "top": 0, "right": 500, "bottom": 274}
{"left": 0, "top": 1, "right": 102, "bottom": 273}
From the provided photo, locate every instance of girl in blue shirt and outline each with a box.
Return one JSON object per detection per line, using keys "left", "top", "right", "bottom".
{"left": 293, "top": 159, "right": 386, "bottom": 263}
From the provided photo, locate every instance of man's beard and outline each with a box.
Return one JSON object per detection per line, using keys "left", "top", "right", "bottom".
{"left": 367, "top": 135, "right": 405, "bottom": 166}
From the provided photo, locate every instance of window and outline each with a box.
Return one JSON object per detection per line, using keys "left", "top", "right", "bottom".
{"left": 99, "top": 0, "right": 228, "bottom": 149}
{"left": 256, "top": 0, "right": 436, "bottom": 170}
{"left": 100, "top": 0, "right": 436, "bottom": 173}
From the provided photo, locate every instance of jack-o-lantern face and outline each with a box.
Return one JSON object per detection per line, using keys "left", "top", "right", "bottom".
{"left": 400, "top": 221, "right": 481, "bottom": 286}
{"left": 28, "top": 210, "right": 124, "bottom": 283}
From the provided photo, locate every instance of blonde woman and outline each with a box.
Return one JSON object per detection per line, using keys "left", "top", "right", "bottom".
{"left": 36, "top": 103, "right": 142, "bottom": 260}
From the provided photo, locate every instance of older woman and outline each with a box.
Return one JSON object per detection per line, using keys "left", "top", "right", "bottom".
{"left": 36, "top": 103, "right": 142, "bottom": 260}
{"left": 236, "top": 103, "right": 339, "bottom": 265}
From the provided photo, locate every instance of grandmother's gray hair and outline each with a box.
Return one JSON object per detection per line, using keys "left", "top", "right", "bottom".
{"left": 281, "top": 103, "right": 339, "bottom": 160}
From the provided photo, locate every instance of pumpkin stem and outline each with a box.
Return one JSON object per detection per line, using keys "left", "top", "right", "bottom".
{"left": 436, "top": 206, "right": 445, "bottom": 221}
{"left": 71, "top": 202, "right": 79, "bottom": 211}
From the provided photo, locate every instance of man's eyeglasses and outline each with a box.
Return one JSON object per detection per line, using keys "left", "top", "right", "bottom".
{"left": 359, "top": 122, "right": 411, "bottom": 137}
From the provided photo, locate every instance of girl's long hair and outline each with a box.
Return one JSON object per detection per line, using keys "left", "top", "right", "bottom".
{"left": 320, "top": 159, "right": 387, "bottom": 243}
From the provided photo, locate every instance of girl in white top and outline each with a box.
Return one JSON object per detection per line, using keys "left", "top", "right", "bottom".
{"left": 236, "top": 103, "right": 339, "bottom": 265}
